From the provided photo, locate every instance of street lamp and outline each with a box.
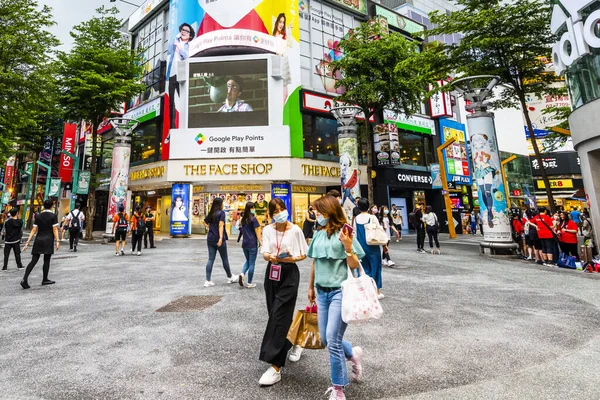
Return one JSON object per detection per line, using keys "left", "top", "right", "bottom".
{"left": 330, "top": 105, "right": 363, "bottom": 221}
{"left": 109, "top": 0, "right": 141, "bottom": 7}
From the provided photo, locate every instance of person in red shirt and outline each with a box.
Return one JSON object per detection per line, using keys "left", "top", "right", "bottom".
{"left": 533, "top": 206, "right": 558, "bottom": 266}
{"left": 557, "top": 211, "right": 579, "bottom": 260}
{"left": 511, "top": 214, "right": 526, "bottom": 257}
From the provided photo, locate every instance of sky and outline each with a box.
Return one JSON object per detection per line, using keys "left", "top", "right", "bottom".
{"left": 38, "top": 0, "right": 138, "bottom": 51}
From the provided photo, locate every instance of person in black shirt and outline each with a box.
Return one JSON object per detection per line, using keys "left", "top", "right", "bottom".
{"left": 2, "top": 208, "right": 24, "bottom": 270}
{"left": 21, "top": 199, "right": 60, "bottom": 289}
{"left": 143, "top": 205, "right": 156, "bottom": 249}
{"left": 414, "top": 203, "right": 426, "bottom": 253}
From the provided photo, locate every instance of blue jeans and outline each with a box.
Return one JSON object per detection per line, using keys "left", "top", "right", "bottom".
{"left": 206, "top": 241, "right": 232, "bottom": 281}
{"left": 316, "top": 288, "right": 354, "bottom": 387}
{"left": 242, "top": 247, "right": 257, "bottom": 284}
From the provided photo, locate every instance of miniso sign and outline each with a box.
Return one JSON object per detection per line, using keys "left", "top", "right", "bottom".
{"left": 551, "top": 0, "right": 600, "bottom": 76}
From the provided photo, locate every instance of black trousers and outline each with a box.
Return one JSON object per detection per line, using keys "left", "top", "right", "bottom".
{"left": 143, "top": 226, "right": 154, "bottom": 248}
{"left": 560, "top": 242, "right": 579, "bottom": 260}
{"left": 416, "top": 227, "right": 426, "bottom": 250}
{"left": 260, "top": 262, "right": 299, "bottom": 368}
{"left": 131, "top": 232, "right": 143, "bottom": 252}
{"left": 69, "top": 229, "right": 80, "bottom": 249}
{"left": 3, "top": 242, "right": 23, "bottom": 268}
{"left": 427, "top": 227, "right": 440, "bottom": 248}
{"left": 23, "top": 253, "right": 52, "bottom": 282}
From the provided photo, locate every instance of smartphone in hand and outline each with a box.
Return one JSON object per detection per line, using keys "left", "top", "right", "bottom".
{"left": 278, "top": 251, "right": 291, "bottom": 259}
{"left": 339, "top": 223, "right": 353, "bottom": 241}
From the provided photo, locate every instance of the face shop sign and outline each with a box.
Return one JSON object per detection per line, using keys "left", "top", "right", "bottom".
{"left": 397, "top": 173, "right": 432, "bottom": 185}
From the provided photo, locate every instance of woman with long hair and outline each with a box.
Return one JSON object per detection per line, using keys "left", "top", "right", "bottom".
{"left": 377, "top": 205, "right": 397, "bottom": 267}
{"left": 308, "top": 195, "right": 366, "bottom": 400}
{"left": 423, "top": 205, "right": 441, "bottom": 255}
{"left": 258, "top": 198, "right": 308, "bottom": 386}
{"left": 353, "top": 198, "right": 384, "bottom": 299}
{"left": 558, "top": 211, "right": 579, "bottom": 260}
{"left": 21, "top": 199, "right": 60, "bottom": 289}
{"left": 302, "top": 205, "right": 316, "bottom": 244}
{"left": 204, "top": 197, "right": 237, "bottom": 287}
{"left": 238, "top": 201, "right": 262, "bottom": 288}
{"left": 272, "top": 12, "right": 292, "bottom": 102}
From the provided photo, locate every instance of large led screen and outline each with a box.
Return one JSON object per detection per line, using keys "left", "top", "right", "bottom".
{"left": 188, "top": 59, "right": 269, "bottom": 128}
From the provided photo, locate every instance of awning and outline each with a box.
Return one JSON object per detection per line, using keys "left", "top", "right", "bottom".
{"left": 534, "top": 191, "right": 580, "bottom": 200}
{"left": 572, "top": 188, "right": 586, "bottom": 200}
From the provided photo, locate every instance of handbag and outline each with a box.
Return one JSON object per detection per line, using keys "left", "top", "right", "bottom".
{"left": 364, "top": 216, "right": 388, "bottom": 246}
{"left": 557, "top": 252, "right": 577, "bottom": 269}
{"left": 286, "top": 303, "right": 325, "bottom": 350}
{"left": 341, "top": 262, "right": 383, "bottom": 323}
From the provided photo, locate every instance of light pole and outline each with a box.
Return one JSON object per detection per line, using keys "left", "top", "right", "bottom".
{"left": 104, "top": 118, "right": 139, "bottom": 236}
{"left": 330, "top": 105, "right": 363, "bottom": 221}
{"left": 452, "top": 75, "right": 517, "bottom": 253}
{"left": 437, "top": 138, "right": 457, "bottom": 239}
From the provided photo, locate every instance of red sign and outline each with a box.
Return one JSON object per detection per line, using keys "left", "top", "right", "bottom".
{"left": 4, "top": 156, "right": 15, "bottom": 188}
{"left": 302, "top": 91, "right": 375, "bottom": 122}
{"left": 512, "top": 189, "right": 522, "bottom": 196}
{"left": 59, "top": 123, "right": 77, "bottom": 183}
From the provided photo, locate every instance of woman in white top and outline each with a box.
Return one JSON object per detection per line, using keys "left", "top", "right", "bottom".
{"left": 258, "top": 198, "right": 308, "bottom": 387}
{"left": 378, "top": 205, "right": 398, "bottom": 267}
{"left": 423, "top": 205, "right": 441, "bottom": 254}
{"left": 353, "top": 198, "right": 385, "bottom": 299}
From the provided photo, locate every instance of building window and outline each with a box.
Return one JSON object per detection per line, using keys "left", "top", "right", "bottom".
{"left": 303, "top": 113, "right": 368, "bottom": 163}
{"left": 398, "top": 130, "right": 433, "bottom": 171}
{"left": 131, "top": 121, "right": 160, "bottom": 165}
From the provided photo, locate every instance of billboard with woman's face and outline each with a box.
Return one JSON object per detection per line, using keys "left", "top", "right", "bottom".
{"left": 170, "top": 183, "right": 191, "bottom": 236}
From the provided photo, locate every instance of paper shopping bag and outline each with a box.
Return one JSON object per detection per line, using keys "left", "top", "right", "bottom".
{"left": 286, "top": 309, "right": 325, "bottom": 350}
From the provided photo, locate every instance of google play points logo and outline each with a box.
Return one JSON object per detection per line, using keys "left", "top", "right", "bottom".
{"left": 195, "top": 132, "right": 205, "bottom": 145}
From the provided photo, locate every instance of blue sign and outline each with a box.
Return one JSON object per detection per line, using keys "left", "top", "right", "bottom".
{"left": 439, "top": 118, "right": 473, "bottom": 186}
{"left": 170, "top": 183, "right": 191, "bottom": 236}
{"left": 271, "top": 183, "right": 291, "bottom": 221}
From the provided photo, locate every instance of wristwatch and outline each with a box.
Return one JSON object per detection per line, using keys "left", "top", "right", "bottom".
{"left": 345, "top": 251, "right": 354, "bottom": 257}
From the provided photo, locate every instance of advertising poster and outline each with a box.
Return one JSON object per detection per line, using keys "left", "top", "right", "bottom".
{"left": 430, "top": 163, "right": 442, "bottom": 189}
{"left": 37, "top": 136, "right": 53, "bottom": 184}
{"left": 338, "top": 136, "right": 360, "bottom": 219}
{"left": 48, "top": 178, "right": 61, "bottom": 198}
{"left": 374, "top": 123, "right": 390, "bottom": 166}
{"left": 59, "top": 123, "right": 77, "bottom": 183}
{"left": 271, "top": 183, "right": 291, "bottom": 221}
{"left": 468, "top": 117, "right": 511, "bottom": 242}
{"left": 440, "top": 119, "right": 472, "bottom": 185}
{"left": 4, "top": 156, "right": 15, "bottom": 188}
{"left": 171, "top": 183, "right": 191, "bottom": 236}
{"left": 1, "top": 191, "right": 10, "bottom": 205}
{"left": 105, "top": 145, "right": 132, "bottom": 235}
{"left": 76, "top": 171, "right": 91, "bottom": 195}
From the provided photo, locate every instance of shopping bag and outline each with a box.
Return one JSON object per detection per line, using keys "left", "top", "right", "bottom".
{"left": 341, "top": 263, "right": 383, "bottom": 323}
{"left": 557, "top": 252, "right": 577, "bottom": 269}
{"left": 365, "top": 222, "right": 388, "bottom": 245}
{"left": 286, "top": 305, "right": 325, "bottom": 350}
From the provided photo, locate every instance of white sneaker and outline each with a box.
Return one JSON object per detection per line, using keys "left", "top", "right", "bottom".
{"left": 204, "top": 281, "right": 215, "bottom": 288}
{"left": 377, "top": 293, "right": 385, "bottom": 300}
{"left": 227, "top": 275, "right": 238, "bottom": 284}
{"left": 137, "top": 251, "right": 141, "bottom": 256}
{"left": 381, "top": 259, "right": 389, "bottom": 267}
{"left": 288, "top": 345, "right": 303, "bottom": 362}
{"left": 120, "top": 249, "right": 125, "bottom": 256}
{"left": 115, "top": 252, "right": 119, "bottom": 256}
{"left": 258, "top": 366, "right": 281, "bottom": 386}
{"left": 238, "top": 273, "right": 244, "bottom": 287}
{"left": 351, "top": 346, "right": 364, "bottom": 382}
{"left": 246, "top": 283, "right": 256, "bottom": 288}
{"left": 325, "top": 387, "right": 346, "bottom": 400}
{"left": 387, "top": 260, "right": 396, "bottom": 267}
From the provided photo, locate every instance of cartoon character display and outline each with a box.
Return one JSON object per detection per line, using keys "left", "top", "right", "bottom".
{"left": 340, "top": 153, "right": 359, "bottom": 214}
{"left": 315, "top": 39, "right": 344, "bottom": 94}
{"left": 471, "top": 133, "right": 500, "bottom": 228}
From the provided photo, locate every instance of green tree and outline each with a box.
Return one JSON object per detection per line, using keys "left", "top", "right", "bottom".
{"left": 0, "top": 0, "right": 60, "bottom": 162}
{"left": 331, "top": 22, "right": 441, "bottom": 203}
{"left": 58, "top": 6, "right": 144, "bottom": 240}
{"left": 428, "top": 0, "right": 562, "bottom": 211}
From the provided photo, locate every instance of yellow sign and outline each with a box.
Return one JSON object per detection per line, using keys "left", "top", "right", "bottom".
{"left": 184, "top": 163, "right": 273, "bottom": 176}
{"left": 129, "top": 166, "right": 165, "bottom": 181}
{"left": 292, "top": 185, "right": 320, "bottom": 193}
{"left": 302, "top": 164, "right": 340, "bottom": 178}
{"left": 219, "top": 184, "right": 265, "bottom": 192}
{"left": 536, "top": 179, "right": 574, "bottom": 189}
{"left": 193, "top": 186, "right": 206, "bottom": 193}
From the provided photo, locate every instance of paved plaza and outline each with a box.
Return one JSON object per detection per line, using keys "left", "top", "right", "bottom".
{"left": 2, "top": 234, "right": 600, "bottom": 400}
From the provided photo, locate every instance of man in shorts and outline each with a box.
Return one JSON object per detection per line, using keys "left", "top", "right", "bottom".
{"left": 111, "top": 205, "right": 129, "bottom": 256}
{"left": 533, "top": 207, "right": 556, "bottom": 267}
{"left": 391, "top": 204, "right": 403, "bottom": 242}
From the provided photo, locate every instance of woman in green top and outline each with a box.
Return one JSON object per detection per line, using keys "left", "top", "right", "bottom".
{"left": 307, "top": 195, "right": 366, "bottom": 400}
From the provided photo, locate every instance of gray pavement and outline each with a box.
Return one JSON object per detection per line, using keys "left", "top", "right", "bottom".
{"left": 1, "top": 234, "right": 600, "bottom": 400}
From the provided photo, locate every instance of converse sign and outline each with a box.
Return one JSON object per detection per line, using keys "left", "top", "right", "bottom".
{"left": 551, "top": 0, "right": 600, "bottom": 76}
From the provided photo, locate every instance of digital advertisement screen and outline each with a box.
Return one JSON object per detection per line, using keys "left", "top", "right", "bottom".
{"left": 188, "top": 59, "right": 269, "bottom": 128}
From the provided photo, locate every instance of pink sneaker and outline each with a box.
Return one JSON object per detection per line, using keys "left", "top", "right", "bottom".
{"left": 350, "top": 346, "right": 363, "bottom": 382}
{"left": 325, "top": 387, "right": 346, "bottom": 400}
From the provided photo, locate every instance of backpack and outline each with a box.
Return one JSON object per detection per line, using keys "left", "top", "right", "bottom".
{"left": 135, "top": 213, "right": 146, "bottom": 233}
{"left": 70, "top": 210, "right": 82, "bottom": 231}
{"left": 116, "top": 213, "right": 128, "bottom": 232}
{"left": 408, "top": 212, "right": 416, "bottom": 227}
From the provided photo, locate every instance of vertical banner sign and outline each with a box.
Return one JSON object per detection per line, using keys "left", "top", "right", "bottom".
{"left": 440, "top": 119, "right": 472, "bottom": 185}
{"left": 170, "top": 183, "right": 191, "bottom": 236}
{"left": 374, "top": 124, "right": 390, "bottom": 166}
{"left": 76, "top": 171, "right": 91, "bottom": 195}
{"left": 1, "top": 191, "right": 10, "bottom": 205}
{"left": 338, "top": 136, "right": 361, "bottom": 218}
{"left": 468, "top": 116, "right": 511, "bottom": 242}
{"left": 48, "top": 178, "right": 61, "bottom": 198}
{"left": 59, "top": 123, "right": 77, "bottom": 182}
{"left": 105, "top": 145, "right": 132, "bottom": 234}
{"left": 271, "top": 183, "right": 291, "bottom": 221}
{"left": 38, "top": 136, "right": 53, "bottom": 184}
{"left": 4, "top": 156, "right": 15, "bottom": 188}
{"left": 430, "top": 163, "right": 442, "bottom": 189}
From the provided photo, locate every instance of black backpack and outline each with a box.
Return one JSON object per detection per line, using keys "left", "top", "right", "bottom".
{"left": 70, "top": 210, "right": 82, "bottom": 231}
{"left": 408, "top": 212, "right": 417, "bottom": 227}
{"left": 136, "top": 213, "right": 146, "bottom": 233}
{"left": 116, "top": 213, "right": 128, "bottom": 232}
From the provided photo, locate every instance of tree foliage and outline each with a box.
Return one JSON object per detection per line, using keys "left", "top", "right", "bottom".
{"left": 58, "top": 6, "right": 144, "bottom": 239}
{"left": 428, "top": 0, "right": 561, "bottom": 210}
{"left": 331, "top": 21, "right": 443, "bottom": 202}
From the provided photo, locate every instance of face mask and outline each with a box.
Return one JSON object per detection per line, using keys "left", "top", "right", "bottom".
{"left": 384, "top": 210, "right": 389, "bottom": 215}
{"left": 317, "top": 215, "right": 329, "bottom": 226}
{"left": 273, "top": 210, "right": 288, "bottom": 224}
{"left": 372, "top": 208, "right": 378, "bottom": 214}
{"left": 250, "top": 209, "right": 256, "bottom": 215}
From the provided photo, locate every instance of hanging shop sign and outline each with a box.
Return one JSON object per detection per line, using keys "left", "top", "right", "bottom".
{"left": 530, "top": 152, "right": 581, "bottom": 176}
{"left": 169, "top": 126, "right": 291, "bottom": 159}
{"left": 4, "top": 156, "right": 15, "bottom": 188}
{"left": 123, "top": 97, "right": 161, "bottom": 123}
{"left": 129, "top": 165, "right": 166, "bottom": 181}
{"left": 170, "top": 183, "right": 191, "bottom": 236}
{"left": 383, "top": 109, "right": 435, "bottom": 135}
{"left": 373, "top": 123, "right": 400, "bottom": 166}
{"left": 374, "top": 5, "right": 425, "bottom": 38}
{"left": 428, "top": 81, "right": 453, "bottom": 118}
{"left": 536, "top": 179, "right": 574, "bottom": 189}
{"left": 48, "top": 178, "right": 61, "bottom": 198}
{"left": 76, "top": 171, "right": 91, "bottom": 195}
{"left": 59, "top": 123, "right": 77, "bottom": 183}
{"left": 439, "top": 119, "right": 472, "bottom": 185}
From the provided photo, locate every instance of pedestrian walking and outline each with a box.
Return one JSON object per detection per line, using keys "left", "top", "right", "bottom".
{"left": 302, "top": 205, "right": 316, "bottom": 244}
{"left": 378, "top": 205, "right": 397, "bottom": 267}
{"left": 204, "top": 197, "right": 237, "bottom": 287}
{"left": 258, "top": 198, "right": 308, "bottom": 386}
{"left": 111, "top": 205, "right": 129, "bottom": 256}
{"left": 470, "top": 212, "right": 477, "bottom": 235}
{"left": 143, "top": 205, "right": 156, "bottom": 249}
{"left": 237, "top": 201, "right": 262, "bottom": 289}
{"left": 477, "top": 212, "right": 483, "bottom": 236}
{"left": 353, "top": 198, "right": 384, "bottom": 299}
{"left": 423, "top": 205, "right": 441, "bottom": 254}
{"left": 391, "top": 204, "right": 403, "bottom": 242}
{"left": 410, "top": 203, "right": 426, "bottom": 253}
{"left": 20, "top": 199, "right": 60, "bottom": 289}
{"left": 307, "top": 195, "right": 365, "bottom": 400}
{"left": 2, "top": 208, "right": 24, "bottom": 271}
{"left": 130, "top": 206, "right": 146, "bottom": 256}
{"left": 65, "top": 202, "right": 84, "bottom": 252}
{"left": 557, "top": 211, "right": 579, "bottom": 260}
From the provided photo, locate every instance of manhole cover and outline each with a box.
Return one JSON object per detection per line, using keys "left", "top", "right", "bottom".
{"left": 156, "top": 295, "right": 223, "bottom": 312}
{"left": 53, "top": 256, "right": 78, "bottom": 260}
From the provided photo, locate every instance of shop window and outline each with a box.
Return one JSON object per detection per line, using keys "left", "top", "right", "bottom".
{"left": 398, "top": 130, "right": 433, "bottom": 171}
{"left": 315, "top": 116, "right": 338, "bottom": 161}
{"left": 131, "top": 122, "right": 160, "bottom": 165}
{"left": 303, "top": 114, "right": 314, "bottom": 158}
